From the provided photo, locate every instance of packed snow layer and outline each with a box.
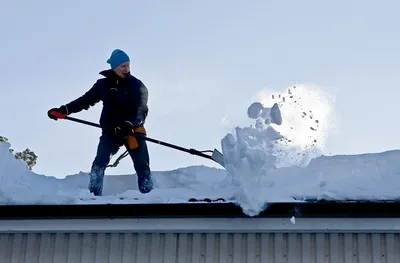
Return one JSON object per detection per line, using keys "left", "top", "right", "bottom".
{"left": 1, "top": 84, "right": 399, "bottom": 216}
{"left": 1, "top": 139, "right": 400, "bottom": 215}
{"left": 0, "top": 140, "right": 231, "bottom": 205}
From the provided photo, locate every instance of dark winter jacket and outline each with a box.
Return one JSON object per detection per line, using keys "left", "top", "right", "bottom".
{"left": 64, "top": 69, "right": 149, "bottom": 130}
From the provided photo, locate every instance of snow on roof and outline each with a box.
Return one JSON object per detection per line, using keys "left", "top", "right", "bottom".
{"left": 1, "top": 84, "right": 399, "bottom": 217}
{"left": 2, "top": 137, "right": 400, "bottom": 218}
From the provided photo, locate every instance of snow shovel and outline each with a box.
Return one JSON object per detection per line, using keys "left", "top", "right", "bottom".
{"left": 49, "top": 111, "right": 226, "bottom": 168}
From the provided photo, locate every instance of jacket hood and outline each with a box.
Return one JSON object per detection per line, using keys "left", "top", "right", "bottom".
{"left": 99, "top": 69, "right": 132, "bottom": 80}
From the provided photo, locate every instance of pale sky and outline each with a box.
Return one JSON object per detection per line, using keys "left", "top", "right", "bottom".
{"left": 1, "top": 0, "right": 400, "bottom": 178}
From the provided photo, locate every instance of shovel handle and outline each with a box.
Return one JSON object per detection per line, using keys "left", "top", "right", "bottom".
{"left": 49, "top": 111, "right": 225, "bottom": 167}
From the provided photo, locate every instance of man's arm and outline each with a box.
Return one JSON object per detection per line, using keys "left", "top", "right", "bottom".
{"left": 130, "top": 82, "right": 149, "bottom": 127}
{"left": 64, "top": 81, "right": 102, "bottom": 114}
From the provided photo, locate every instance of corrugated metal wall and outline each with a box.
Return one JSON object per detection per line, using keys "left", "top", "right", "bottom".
{"left": 0, "top": 232, "right": 400, "bottom": 263}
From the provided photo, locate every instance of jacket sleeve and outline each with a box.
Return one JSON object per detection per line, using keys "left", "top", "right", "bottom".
{"left": 64, "top": 81, "right": 102, "bottom": 114}
{"left": 130, "top": 82, "right": 149, "bottom": 126}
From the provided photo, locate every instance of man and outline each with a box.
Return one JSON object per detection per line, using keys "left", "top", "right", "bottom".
{"left": 47, "top": 49, "right": 154, "bottom": 196}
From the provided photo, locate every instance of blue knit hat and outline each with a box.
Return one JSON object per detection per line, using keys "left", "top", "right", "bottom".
{"left": 106, "top": 49, "right": 130, "bottom": 69}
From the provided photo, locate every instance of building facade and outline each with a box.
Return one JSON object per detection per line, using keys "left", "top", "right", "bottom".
{"left": 1, "top": 202, "right": 399, "bottom": 262}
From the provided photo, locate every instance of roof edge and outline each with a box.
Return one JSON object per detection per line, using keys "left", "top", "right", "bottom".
{"left": 1, "top": 201, "right": 400, "bottom": 219}
{"left": 2, "top": 217, "right": 400, "bottom": 233}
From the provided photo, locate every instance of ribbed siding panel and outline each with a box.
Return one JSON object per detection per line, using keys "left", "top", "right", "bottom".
{"left": 1, "top": 233, "right": 400, "bottom": 263}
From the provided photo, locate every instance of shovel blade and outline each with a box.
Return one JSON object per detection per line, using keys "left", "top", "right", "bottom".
{"left": 211, "top": 149, "right": 225, "bottom": 168}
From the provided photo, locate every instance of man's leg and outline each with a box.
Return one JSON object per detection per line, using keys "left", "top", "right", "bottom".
{"left": 89, "top": 133, "right": 120, "bottom": 196}
{"left": 127, "top": 138, "right": 153, "bottom": 194}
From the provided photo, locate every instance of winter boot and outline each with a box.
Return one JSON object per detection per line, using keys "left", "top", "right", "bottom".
{"left": 137, "top": 170, "right": 153, "bottom": 194}
{"left": 88, "top": 165, "right": 105, "bottom": 196}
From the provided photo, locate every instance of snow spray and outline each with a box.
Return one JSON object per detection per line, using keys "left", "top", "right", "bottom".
{"left": 220, "top": 83, "right": 337, "bottom": 216}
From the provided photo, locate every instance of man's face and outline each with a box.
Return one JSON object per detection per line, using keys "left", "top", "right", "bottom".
{"left": 114, "top": 62, "right": 130, "bottom": 78}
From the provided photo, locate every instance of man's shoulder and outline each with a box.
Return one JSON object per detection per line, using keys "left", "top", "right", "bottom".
{"left": 88, "top": 78, "right": 107, "bottom": 92}
{"left": 93, "top": 70, "right": 113, "bottom": 86}
{"left": 128, "top": 74, "right": 146, "bottom": 88}
{"left": 95, "top": 77, "right": 108, "bottom": 85}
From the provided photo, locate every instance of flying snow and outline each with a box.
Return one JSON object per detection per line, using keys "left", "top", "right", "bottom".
{"left": 258, "top": 83, "right": 337, "bottom": 167}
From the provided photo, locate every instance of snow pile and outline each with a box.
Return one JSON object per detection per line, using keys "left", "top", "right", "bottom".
{"left": 0, "top": 140, "right": 229, "bottom": 204}
{"left": 82, "top": 165, "right": 230, "bottom": 204}
{"left": 248, "top": 149, "right": 400, "bottom": 207}
{"left": 0, "top": 141, "right": 80, "bottom": 204}
{"left": 2, "top": 136, "right": 400, "bottom": 210}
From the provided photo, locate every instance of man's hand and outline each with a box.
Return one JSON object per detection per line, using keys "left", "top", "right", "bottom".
{"left": 47, "top": 106, "right": 68, "bottom": 120}
{"left": 115, "top": 121, "right": 134, "bottom": 138}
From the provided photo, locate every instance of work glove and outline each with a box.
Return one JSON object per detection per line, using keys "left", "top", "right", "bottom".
{"left": 47, "top": 106, "right": 68, "bottom": 120}
{"left": 114, "top": 121, "right": 134, "bottom": 138}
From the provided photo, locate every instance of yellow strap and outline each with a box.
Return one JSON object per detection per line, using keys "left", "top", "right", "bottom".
{"left": 126, "top": 125, "right": 146, "bottom": 150}
{"left": 126, "top": 136, "right": 139, "bottom": 149}
{"left": 134, "top": 126, "right": 146, "bottom": 135}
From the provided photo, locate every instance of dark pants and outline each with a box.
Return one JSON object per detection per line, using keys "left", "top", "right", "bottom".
{"left": 88, "top": 131, "right": 153, "bottom": 196}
